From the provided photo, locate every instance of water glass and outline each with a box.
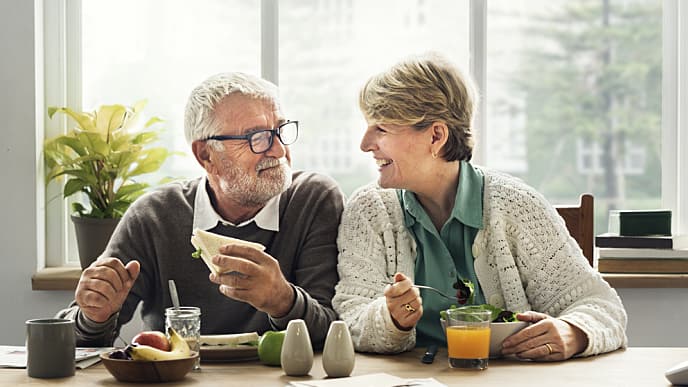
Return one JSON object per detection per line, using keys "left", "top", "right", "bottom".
{"left": 445, "top": 306, "right": 492, "bottom": 370}
{"left": 165, "top": 306, "right": 201, "bottom": 370}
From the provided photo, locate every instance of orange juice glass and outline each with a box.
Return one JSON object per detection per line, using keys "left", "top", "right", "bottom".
{"left": 445, "top": 307, "right": 491, "bottom": 370}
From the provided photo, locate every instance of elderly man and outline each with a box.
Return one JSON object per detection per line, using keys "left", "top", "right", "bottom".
{"left": 57, "top": 72, "right": 344, "bottom": 348}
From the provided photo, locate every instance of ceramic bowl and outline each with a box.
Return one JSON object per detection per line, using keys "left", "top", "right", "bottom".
{"left": 100, "top": 351, "right": 198, "bottom": 383}
{"left": 487, "top": 321, "right": 529, "bottom": 357}
{"left": 440, "top": 319, "right": 529, "bottom": 358}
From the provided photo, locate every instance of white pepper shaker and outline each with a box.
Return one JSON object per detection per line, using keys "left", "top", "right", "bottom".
{"left": 322, "top": 320, "right": 355, "bottom": 378}
{"left": 280, "top": 319, "right": 313, "bottom": 376}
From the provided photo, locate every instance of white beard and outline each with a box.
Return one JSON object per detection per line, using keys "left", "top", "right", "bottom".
{"left": 217, "top": 157, "right": 292, "bottom": 208}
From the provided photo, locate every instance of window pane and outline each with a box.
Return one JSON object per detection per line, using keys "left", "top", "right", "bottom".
{"left": 486, "top": 0, "right": 662, "bottom": 233}
{"left": 82, "top": 0, "right": 261, "bottom": 180}
{"left": 72, "top": 0, "right": 260, "bottom": 264}
{"left": 279, "top": 0, "right": 469, "bottom": 196}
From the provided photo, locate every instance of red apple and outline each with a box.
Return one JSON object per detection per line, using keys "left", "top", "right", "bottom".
{"left": 132, "top": 331, "right": 171, "bottom": 351}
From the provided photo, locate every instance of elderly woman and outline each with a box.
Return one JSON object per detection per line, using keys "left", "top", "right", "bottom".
{"left": 332, "top": 53, "right": 627, "bottom": 361}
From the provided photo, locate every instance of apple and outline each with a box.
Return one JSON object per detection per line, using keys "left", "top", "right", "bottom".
{"left": 132, "top": 331, "right": 171, "bottom": 351}
{"left": 258, "top": 330, "right": 286, "bottom": 366}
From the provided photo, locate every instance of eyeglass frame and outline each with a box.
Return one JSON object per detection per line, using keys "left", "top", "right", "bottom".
{"left": 204, "top": 120, "right": 299, "bottom": 154}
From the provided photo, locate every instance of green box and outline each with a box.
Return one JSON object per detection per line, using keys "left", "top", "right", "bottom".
{"left": 618, "top": 210, "right": 672, "bottom": 236}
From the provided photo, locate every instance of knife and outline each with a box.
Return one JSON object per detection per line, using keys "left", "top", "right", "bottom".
{"left": 421, "top": 344, "right": 438, "bottom": 364}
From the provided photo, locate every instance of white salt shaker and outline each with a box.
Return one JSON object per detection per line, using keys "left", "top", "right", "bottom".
{"left": 322, "top": 320, "right": 355, "bottom": 378}
{"left": 281, "top": 319, "right": 313, "bottom": 376}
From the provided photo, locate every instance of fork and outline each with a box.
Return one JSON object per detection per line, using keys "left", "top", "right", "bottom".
{"left": 385, "top": 282, "right": 458, "bottom": 302}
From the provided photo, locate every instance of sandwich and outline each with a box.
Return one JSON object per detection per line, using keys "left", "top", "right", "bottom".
{"left": 190, "top": 228, "right": 265, "bottom": 275}
{"left": 199, "top": 332, "right": 260, "bottom": 347}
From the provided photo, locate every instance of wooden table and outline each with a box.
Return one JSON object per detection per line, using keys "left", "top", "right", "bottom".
{"left": 3, "top": 347, "right": 685, "bottom": 386}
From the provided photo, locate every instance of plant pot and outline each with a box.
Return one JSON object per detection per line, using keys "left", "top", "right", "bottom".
{"left": 71, "top": 215, "right": 120, "bottom": 269}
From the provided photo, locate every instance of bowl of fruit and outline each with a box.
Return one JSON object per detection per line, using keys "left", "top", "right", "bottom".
{"left": 440, "top": 304, "right": 529, "bottom": 359}
{"left": 101, "top": 327, "right": 198, "bottom": 383}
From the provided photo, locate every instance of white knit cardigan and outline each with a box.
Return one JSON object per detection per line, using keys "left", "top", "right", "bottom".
{"left": 332, "top": 168, "right": 628, "bottom": 356}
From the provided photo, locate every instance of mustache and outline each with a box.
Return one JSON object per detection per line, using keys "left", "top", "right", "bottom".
{"left": 255, "top": 157, "right": 287, "bottom": 172}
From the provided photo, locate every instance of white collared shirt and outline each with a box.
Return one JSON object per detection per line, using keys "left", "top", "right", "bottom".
{"left": 192, "top": 176, "right": 280, "bottom": 232}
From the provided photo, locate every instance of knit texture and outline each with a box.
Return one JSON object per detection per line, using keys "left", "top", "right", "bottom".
{"left": 333, "top": 167, "right": 628, "bottom": 355}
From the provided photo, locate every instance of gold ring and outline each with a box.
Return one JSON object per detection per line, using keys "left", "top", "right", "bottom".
{"left": 403, "top": 303, "right": 416, "bottom": 313}
{"left": 545, "top": 343, "right": 553, "bottom": 355}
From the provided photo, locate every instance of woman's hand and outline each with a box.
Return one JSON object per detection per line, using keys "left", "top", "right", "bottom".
{"left": 384, "top": 272, "right": 423, "bottom": 331}
{"left": 500, "top": 311, "right": 589, "bottom": 361}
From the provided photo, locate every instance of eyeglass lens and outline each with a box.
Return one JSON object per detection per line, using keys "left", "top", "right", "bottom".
{"left": 250, "top": 121, "right": 298, "bottom": 153}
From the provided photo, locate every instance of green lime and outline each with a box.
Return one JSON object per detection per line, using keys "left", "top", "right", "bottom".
{"left": 258, "top": 330, "right": 286, "bottom": 366}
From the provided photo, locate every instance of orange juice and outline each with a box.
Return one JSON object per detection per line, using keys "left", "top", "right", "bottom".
{"left": 446, "top": 326, "right": 491, "bottom": 359}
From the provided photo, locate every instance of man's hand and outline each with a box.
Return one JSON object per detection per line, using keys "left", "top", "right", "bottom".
{"left": 209, "top": 244, "right": 295, "bottom": 318}
{"left": 75, "top": 258, "right": 140, "bottom": 323}
{"left": 384, "top": 272, "right": 423, "bottom": 331}
{"left": 500, "top": 311, "right": 589, "bottom": 361}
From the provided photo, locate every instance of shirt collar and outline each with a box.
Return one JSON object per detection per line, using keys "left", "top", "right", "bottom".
{"left": 192, "top": 176, "right": 280, "bottom": 232}
{"left": 400, "top": 160, "right": 484, "bottom": 229}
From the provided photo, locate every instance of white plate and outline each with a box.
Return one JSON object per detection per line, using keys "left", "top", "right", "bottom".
{"left": 199, "top": 344, "right": 258, "bottom": 362}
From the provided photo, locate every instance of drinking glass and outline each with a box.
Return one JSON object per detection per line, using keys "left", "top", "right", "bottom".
{"left": 165, "top": 306, "right": 201, "bottom": 370}
{"left": 445, "top": 306, "right": 492, "bottom": 370}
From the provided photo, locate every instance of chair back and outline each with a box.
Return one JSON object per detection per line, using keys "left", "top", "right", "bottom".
{"left": 554, "top": 194, "right": 594, "bottom": 266}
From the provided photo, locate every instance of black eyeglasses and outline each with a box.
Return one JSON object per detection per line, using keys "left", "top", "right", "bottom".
{"left": 205, "top": 120, "right": 299, "bottom": 154}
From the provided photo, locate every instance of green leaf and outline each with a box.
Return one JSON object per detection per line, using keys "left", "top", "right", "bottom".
{"left": 48, "top": 106, "right": 97, "bottom": 132}
{"left": 95, "top": 104, "right": 128, "bottom": 137}
{"left": 63, "top": 178, "right": 87, "bottom": 197}
{"left": 43, "top": 101, "right": 178, "bottom": 218}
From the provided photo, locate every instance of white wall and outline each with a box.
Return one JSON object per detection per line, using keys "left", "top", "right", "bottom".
{"left": 0, "top": 0, "right": 74, "bottom": 345}
{"left": 0, "top": 0, "right": 683, "bottom": 348}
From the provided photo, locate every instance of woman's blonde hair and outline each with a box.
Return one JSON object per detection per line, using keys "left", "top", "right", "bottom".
{"left": 359, "top": 52, "right": 478, "bottom": 161}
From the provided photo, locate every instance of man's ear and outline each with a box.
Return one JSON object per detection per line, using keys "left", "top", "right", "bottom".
{"left": 192, "top": 140, "right": 212, "bottom": 170}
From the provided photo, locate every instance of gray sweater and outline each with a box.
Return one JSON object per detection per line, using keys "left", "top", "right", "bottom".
{"left": 57, "top": 171, "right": 344, "bottom": 348}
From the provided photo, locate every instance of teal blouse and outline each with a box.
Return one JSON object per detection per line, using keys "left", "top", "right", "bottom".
{"left": 398, "top": 160, "right": 485, "bottom": 347}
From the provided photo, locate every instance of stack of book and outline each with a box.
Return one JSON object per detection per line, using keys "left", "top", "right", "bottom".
{"left": 596, "top": 233, "right": 688, "bottom": 274}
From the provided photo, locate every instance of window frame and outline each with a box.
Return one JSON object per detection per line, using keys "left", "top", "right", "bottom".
{"left": 41, "top": 0, "right": 687, "bottom": 267}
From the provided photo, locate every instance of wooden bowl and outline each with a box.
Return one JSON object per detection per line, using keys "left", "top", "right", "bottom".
{"left": 100, "top": 351, "right": 198, "bottom": 383}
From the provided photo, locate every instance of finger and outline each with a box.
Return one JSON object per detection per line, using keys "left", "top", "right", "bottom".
{"left": 211, "top": 255, "right": 260, "bottom": 278}
{"left": 217, "top": 272, "right": 252, "bottom": 290}
{"left": 124, "top": 260, "right": 141, "bottom": 286}
{"left": 516, "top": 311, "right": 549, "bottom": 322}
{"left": 514, "top": 342, "right": 560, "bottom": 361}
{"left": 218, "top": 284, "right": 251, "bottom": 303}
{"left": 93, "top": 258, "right": 133, "bottom": 290}
{"left": 77, "top": 286, "right": 118, "bottom": 309}
{"left": 384, "top": 275, "right": 413, "bottom": 298}
{"left": 501, "top": 318, "right": 552, "bottom": 348}
{"left": 218, "top": 244, "right": 268, "bottom": 264}
{"left": 392, "top": 303, "right": 423, "bottom": 329}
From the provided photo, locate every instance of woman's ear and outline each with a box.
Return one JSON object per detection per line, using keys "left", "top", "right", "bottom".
{"left": 429, "top": 121, "right": 449, "bottom": 155}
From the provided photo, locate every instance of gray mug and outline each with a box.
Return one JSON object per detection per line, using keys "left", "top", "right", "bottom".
{"left": 26, "top": 318, "right": 75, "bottom": 378}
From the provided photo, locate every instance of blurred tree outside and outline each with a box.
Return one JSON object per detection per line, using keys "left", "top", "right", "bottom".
{"left": 509, "top": 0, "right": 662, "bottom": 232}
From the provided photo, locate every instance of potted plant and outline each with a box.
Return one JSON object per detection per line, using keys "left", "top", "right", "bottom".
{"left": 44, "top": 100, "right": 175, "bottom": 269}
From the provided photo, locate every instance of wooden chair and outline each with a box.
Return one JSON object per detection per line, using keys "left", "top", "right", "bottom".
{"left": 554, "top": 194, "right": 594, "bottom": 267}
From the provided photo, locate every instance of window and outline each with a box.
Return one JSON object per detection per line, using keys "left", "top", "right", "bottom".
{"left": 279, "top": 0, "right": 469, "bottom": 194}
{"left": 486, "top": 0, "right": 663, "bottom": 232}
{"left": 43, "top": 0, "right": 685, "bottom": 266}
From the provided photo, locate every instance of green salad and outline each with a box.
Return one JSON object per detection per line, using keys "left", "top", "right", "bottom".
{"left": 440, "top": 304, "right": 519, "bottom": 323}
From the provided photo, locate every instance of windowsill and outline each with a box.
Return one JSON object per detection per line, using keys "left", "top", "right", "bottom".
{"left": 601, "top": 273, "right": 688, "bottom": 288}
{"left": 31, "top": 266, "right": 81, "bottom": 290}
{"left": 30, "top": 267, "right": 688, "bottom": 290}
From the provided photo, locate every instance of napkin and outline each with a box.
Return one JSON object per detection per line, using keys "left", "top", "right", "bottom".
{"left": 0, "top": 346, "right": 112, "bottom": 369}
{"left": 288, "top": 373, "right": 446, "bottom": 387}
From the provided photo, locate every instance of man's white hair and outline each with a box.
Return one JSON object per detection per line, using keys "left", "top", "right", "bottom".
{"left": 184, "top": 72, "right": 280, "bottom": 144}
